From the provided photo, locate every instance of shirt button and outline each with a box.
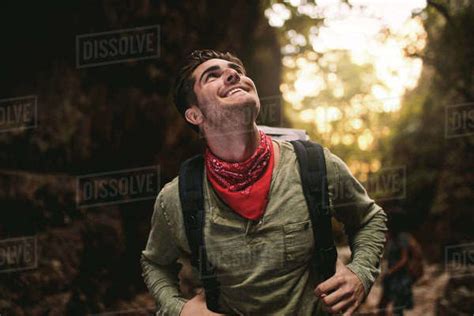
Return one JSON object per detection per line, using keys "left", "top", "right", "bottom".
{"left": 286, "top": 254, "right": 293, "bottom": 260}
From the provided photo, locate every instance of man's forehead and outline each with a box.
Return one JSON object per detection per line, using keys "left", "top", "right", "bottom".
{"left": 192, "top": 58, "right": 243, "bottom": 78}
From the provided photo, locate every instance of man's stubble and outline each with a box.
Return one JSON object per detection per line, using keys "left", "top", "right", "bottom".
{"left": 204, "top": 98, "right": 260, "bottom": 137}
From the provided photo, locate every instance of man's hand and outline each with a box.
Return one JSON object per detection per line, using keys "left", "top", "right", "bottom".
{"left": 180, "top": 288, "right": 226, "bottom": 316}
{"left": 314, "top": 260, "right": 365, "bottom": 316}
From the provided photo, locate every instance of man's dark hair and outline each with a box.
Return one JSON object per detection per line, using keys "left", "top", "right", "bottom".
{"left": 172, "top": 49, "right": 245, "bottom": 132}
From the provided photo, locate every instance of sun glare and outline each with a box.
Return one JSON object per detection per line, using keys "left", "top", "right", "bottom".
{"left": 266, "top": 0, "right": 427, "bottom": 151}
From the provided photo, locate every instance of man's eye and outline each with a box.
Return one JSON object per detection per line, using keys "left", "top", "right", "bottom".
{"left": 207, "top": 73, "right": 218, "bottom": 81}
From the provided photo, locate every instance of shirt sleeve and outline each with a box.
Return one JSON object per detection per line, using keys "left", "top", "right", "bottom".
{"left": 324, "top": 148, "right": 388, "bottom": 295}
{"left": 141, "top": 190, "right": 189, "bottom": 316}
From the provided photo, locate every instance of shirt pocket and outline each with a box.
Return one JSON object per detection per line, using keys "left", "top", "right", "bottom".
{"left": 283, "top": 219, "right": 314, "bottom": 265}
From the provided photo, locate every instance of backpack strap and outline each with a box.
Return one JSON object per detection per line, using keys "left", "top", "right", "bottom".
{"left": 290, "top": 140, "right": 337, "bottom": 281}
{"left": 178, "top": 155, "right": 223, "bottom": 313}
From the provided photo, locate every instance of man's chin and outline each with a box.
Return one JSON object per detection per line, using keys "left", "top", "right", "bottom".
{"left": 222, "top": 96, "right": 258, "bottom": 109}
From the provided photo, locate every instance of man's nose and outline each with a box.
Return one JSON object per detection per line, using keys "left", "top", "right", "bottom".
{"left": 224, "top": 68, "right": 240, "bottom": 84}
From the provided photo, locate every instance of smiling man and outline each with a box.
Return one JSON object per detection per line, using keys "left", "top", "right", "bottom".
{"left": 141, "top": 49, "right": 387, "bottom": 316}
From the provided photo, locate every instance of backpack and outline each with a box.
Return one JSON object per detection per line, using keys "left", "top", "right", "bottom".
{"left": 178, "top": 140, "right": 337, "bottom": 313}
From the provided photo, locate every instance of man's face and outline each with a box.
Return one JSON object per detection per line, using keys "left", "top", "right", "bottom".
{"left": 189, "top": 58, "right": 260, "bottom": 133}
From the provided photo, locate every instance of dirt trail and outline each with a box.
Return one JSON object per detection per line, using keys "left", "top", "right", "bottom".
{"left": 358, "top": 263, "right": 450, "bottom": 315}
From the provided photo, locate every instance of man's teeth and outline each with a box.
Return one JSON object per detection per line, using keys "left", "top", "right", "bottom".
{"left": 226, "top": 88, "right": 244, "bottom": 97}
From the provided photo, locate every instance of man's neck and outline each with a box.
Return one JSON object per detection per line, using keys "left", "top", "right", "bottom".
{"left": 205, "top": 124, "right": 260, "bottom": 162}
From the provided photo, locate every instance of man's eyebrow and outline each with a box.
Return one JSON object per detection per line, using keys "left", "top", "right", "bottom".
{"left": 199, "top": 62, "right": 246, "bottom": 83}
{"left": 228, "top": 62, "right": 245, "bottom": 74}
{"left": 199, "top": 65, "right": 221, "bottom": 83}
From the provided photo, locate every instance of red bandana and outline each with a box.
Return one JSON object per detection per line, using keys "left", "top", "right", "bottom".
{"left": 205, "top": 130, "right": 274, "bottom": 220}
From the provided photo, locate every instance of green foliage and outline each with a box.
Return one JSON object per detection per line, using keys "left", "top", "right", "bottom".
{"left": 383, "top": 1, "right": 474, "bottom": 256}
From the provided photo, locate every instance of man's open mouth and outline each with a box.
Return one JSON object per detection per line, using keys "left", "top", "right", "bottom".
{"left": 221, "top": 85, "right": 250, "bottom": 98}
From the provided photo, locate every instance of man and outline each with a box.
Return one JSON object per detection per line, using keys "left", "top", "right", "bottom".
{"left": 141, "top": 49, "right": 387, "bottom": 315}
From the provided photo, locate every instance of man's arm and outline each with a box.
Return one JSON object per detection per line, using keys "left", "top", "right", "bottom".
{"left": 328, "top": 151, "right": 387, "bottom": 293}
{"left": 315, "top": 149, "right": 388, "bottom": 315}
{"left": 141, "top": 192, "right": 189, "bottom": 316}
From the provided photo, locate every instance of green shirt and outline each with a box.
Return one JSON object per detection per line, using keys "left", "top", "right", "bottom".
{"left": 141, "top": 139, "right": 387, "bottom": 315}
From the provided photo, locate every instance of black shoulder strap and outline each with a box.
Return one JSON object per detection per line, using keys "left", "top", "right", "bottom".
{"left": 178, "top": 155, "right": 223, "bottom": 313}
{"left": 290, "top": 140, "right": 337, "bottom": 281}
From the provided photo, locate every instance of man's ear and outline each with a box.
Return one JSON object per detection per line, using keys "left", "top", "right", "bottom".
{"left": 184, "top": 105, "right": 204, "bottom": 126}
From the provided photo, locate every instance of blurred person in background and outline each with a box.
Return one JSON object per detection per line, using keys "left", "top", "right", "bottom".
{"left": 378, "top": 210, "right": 423, "bottom": 316}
